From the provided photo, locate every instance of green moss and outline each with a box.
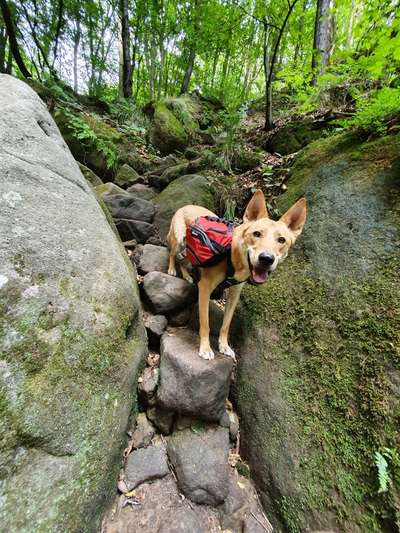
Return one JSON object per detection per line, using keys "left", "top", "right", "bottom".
{"left": 149, "top": 102, "right": 189, "bottom": 155}
{"left": 236, "top": 132, "right": 400, "bottom": 532}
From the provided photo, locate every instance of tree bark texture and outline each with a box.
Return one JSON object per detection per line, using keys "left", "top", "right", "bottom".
{"left": 0, "top": 0, "right": 31, "bottom": 77}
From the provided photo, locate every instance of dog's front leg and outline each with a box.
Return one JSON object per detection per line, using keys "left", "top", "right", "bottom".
{"left": 198, "top": 277, "right": 214, "bottom": 359}
{"left": 219, "top": 283, "right": 245, "bottom": 360}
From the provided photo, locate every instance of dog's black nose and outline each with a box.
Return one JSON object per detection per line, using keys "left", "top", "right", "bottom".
{"left": 258, "top": 252, "right": 275, "bottom": 266}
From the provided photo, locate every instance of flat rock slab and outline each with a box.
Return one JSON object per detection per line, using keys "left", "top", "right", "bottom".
{"left": 167, "top": 426, "right": 230, "bottom": 505}
{"left": 157, "top": 329, "right": 234, "bottom": 421}
{"left": 143, "top": 272, "right": 196, "bottom": 314}
{"left": 139, "top": 244, "right": 169, "bottom": 274}
{"left": 103, "top": 193, "right": 155, "bottom": 222}
{"left": 125, "top": 445, "right": 169, "bottom": 490}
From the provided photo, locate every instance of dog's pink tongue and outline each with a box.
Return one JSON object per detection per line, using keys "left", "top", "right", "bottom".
{"left": 252, "top": 268, "right": 269, "bottom": 284}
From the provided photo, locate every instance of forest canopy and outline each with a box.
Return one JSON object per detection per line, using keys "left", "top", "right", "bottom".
{"left": 0, "top": 0, "right": 399, "bottom": 130}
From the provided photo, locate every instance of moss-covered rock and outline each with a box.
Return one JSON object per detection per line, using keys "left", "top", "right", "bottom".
{"left": 231, "top": 147, "right": 263, "bottom": 172}
{"left": 114, "top": 163, "right": 141, "bottom": 187}
{"left": 267, "top": 119, "right": 333, "bottom": 155}
{"left": 0, "top": 75, "right": 147, "bottom": 532}
{"left": 78, "top": 162, "right": 103, "bottom": 187}
{"left": 153, "top": 174, "right": 216, "bottom": 238}
{"left": 147, "top": 102, "right": 190, "bottom": 155}
{"left": 235, "top": 132, "right": 400, "bottom": 532}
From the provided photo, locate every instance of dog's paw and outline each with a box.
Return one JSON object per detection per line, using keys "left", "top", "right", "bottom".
{"left": 219, "top": 343, "right": 236, "bottom": 361}
{"left": 168, "top": 268, "right": 177, "bottom": 277}
{"left": 182, "top": 273, "right": 194, "bottom": 283}
{"left": 199, "top": 348, "right": 215, "bottom": 360}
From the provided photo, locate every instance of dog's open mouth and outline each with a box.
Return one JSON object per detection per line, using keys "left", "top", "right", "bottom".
{"left": 250, "top": 266, "right": 270, "bottom": 284}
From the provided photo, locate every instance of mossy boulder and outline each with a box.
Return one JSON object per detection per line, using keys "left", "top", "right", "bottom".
{"left": 114, "top": 163, "right": 141, "bottom": 187}
{"left": 78, "top": 162, "right": 103, "bottom": 187}
{"left": 153, "top": 174, "right": 216, "bottom": 238}
{"left": 231, "top": 147, "right": 263, "bottom": 172}
{"left": 0, "top": 75, "right": 147, "bottom": 532}
{"left": 235, "top": 132, "right": 400, "bottom": 532}
{"left": 267, "top": 119, "right": 332, "bottom": 155}
{"left": 147, "top": 102, "right": 189, "bottom": 155}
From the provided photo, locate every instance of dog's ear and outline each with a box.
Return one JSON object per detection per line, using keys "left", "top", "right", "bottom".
{"left": 279, "top": 197, "right": 307, "bottom": 239}
{"left": 243, "top": 190, "right": 268, "bottom": 222}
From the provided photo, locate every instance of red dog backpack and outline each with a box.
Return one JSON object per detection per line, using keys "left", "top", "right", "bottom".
{"left": 186, "top": 216, "right": 235, "bottom": 267}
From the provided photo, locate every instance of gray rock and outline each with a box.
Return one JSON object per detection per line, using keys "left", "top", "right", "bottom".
{"left": 158, "top": 508, "right": 206, "bottom": 533}
{"left": 114, "top": 218, "right": 155, "bottom": 244}
{"left": 139, "top": 244, "right": 170, "bottom": 274}
{"left": 0, "top": 75, "right": 146, "bottom": 531}
{"left": 154, "top": 174, "right": 215, "bottom": 239}
{"left": 144, "top": 312, "right": 168, "bottom": 350}
{"left": 143, "top": 272, "right": 197, "bottom": 314}
{"left": 127, "top": 183, "right": 157, "bottom": 200}
{"left": 168, "top": 305, "right": 193, "bottom": 326}
{"left": 138, "top": 367, "right": 160, "bottom": 406}
{"left": 114, "top": 163, "right": 142, "bottom": 187}
{"left": 125, "top": 445, "right": 169, "bottom": 490}
{"left": 95, "top": 181, "right": 127, "bottom": 196}
{"left": 103, "top": 193, "right": 155, "bottom": 223}
{"left": 147, "top": 406, "right": 175, "bottom": 435}
{"left": 131, "top": 413, "right": 155, "bottom": 449}
{"left": 219, "top": 472, "right": 248, "bottom": 531}
{"left": 157, "top": 329, "right": 234, "bottom": 421}
{"left": 243, "top": 515, "right": 270, "bottom": 533}
{"left": 167, "top": 426, "right": 230, "bottom": 505}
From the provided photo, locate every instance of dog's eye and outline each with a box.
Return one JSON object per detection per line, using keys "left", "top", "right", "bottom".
{"left": 253, "top": 231, "right": 262, "bottom": 238}
{"left": 277, "top": 236, "right": 286, "bottom": 244}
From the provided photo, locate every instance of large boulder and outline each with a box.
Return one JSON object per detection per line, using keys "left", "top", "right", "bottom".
{"left": 0, "top": 75, "right": 146, "bottom": 531}
{"left": 139, "top": 244, "right": 169, "bottom": 274}
{"left": 157, "top": 328, "right": 234, "bottom": 421}
{"left": 236, "top": 133, "right": 400, "bottom": 532}
{"left": 154, "top": 174, "right": 215, "bottom": 239}
{"left": 114, "top": 163, "right": 141, "bottom": 187}
{"left": 103, "top": 193, "right": 155, "bottom": 223}
{"left": 124, "top": 445, "right": 169, "bottom": 490}
{"left": 147, "top": 101, "right": 189, "bottom": 155}
{"left": 167, "top": 426, "right": 230, "bottom": 505}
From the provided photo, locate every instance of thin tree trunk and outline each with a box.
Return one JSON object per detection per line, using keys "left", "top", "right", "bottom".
{"left": 52, "top": 0, "right": 64, "bottom": 67}
{"left": 73, "top": 18, "right": 80, "bottom": 94}
{"left": 265, "top": 0, "right": 299, "bottom": 130}
{"left": 210, "top": 48, "right": 219, "bottom": 88}
{"left": 119, "top": 0, "right": 133, "bottom": 97}
{"left": 0, "top": 0, "right": 31, "bottom": 77}
{"left": 180, "top": 48, "right": 195, "bottom": 94}
{"left": 346, "top": 0, "right": 355, "bottom": 48}
{"left": 311, "top": 0, "right": 334, "bottom": 84}
{"left": 263, "top": 22, "right": 273, "bottom": 131}
{"left": 0, "top": 26, "right": 6, "bottom": 72}
{"left": 20, "top": 0, "right": 54, "bottom": 75}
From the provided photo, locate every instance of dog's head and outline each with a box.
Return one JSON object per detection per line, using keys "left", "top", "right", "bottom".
{"left": 238, "top": 190, "right": 307, "bottom": 284}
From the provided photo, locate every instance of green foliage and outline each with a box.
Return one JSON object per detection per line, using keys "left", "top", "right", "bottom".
{"left": 342, "top": 87, "right": 400, "bottom": 136}
{"left": 63, "top": 109, "right": 118, "bottom": 169}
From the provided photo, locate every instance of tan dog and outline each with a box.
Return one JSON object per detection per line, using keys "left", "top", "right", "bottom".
{"left": 167, "top": 190, "right": 307, "bottom": 360}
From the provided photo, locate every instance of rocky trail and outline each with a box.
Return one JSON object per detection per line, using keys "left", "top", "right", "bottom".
{"left": 101, "top": 242, "right": 273, "bottom": 533}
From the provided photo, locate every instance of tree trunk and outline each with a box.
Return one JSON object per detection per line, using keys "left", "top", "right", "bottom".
{"left": 0, "top": 0, "right": 31, "bottom": 77}
{"left": 52, "top": 0, "right": 64, "bottom": 67}
{"left": 311, "top": 0, "right": 334, "bottom": 84}
{"left": 263, "top": 22, "right": 273, "bottom": 131}
{"left": 0, "top": 26, "right": 7, "bottom": 72}
{"left": 180, "top": 47, "right": 195, "bottom": 94}
{"left": 73, "top": 18, "right": 81, "bottom": 94}
{"left": 119, "top": 0, "right": 133, "bottom": 97}
{"left": 346, "top": 0, "right": 355, "bottom": 48}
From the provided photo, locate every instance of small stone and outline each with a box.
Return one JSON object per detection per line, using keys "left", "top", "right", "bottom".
{"left": 147, "top": 406, "right": 174, "bottom": 435}
{"left": 138, "top": 367, "right": 159, "bottom": 405}
{"left": 126, "top": 183, "right": 156, "bottom": 201}
{"left": 139, "top": 244, "right": 170, "bottom": 274}
{"left": 228, "top": 411, "right": 240, "bottom": 442}
{"left": 131, "top": 413, "right": 155, "bottom": 449}
{"left": 144, "top": 313, "right": 168, "bottom": 350}
{"left": 143, "top": 272, "right": 197, "bottom": 314}
{"left": 167, "top": 426, "right": 230, "bottom": 505}
{"left": 114, "top": 163, "right": 142, "bottom": 187}
{"left": 103, "top": 193, "right": 155, "bottom": 223}
{"left": 125, "top": 445, "right": 169, "bottom": 490}
{"left": 174, "top": 415, "right": 199, "bottom": 431}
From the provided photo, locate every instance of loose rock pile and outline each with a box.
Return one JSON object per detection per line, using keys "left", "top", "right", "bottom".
{"left": 102, "top": 243, "right": 273, "bottom": 533}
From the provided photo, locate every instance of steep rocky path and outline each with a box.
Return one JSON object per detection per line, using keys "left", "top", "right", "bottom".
{"left": 101, "top": 244, "right": 273, "bottom": 533}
